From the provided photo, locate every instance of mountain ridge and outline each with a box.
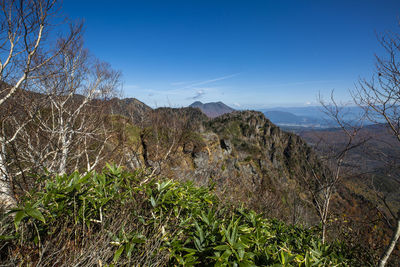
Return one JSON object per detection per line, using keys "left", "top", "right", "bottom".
{"left": 189, "top": 101, "right": 235, "bottom": 118}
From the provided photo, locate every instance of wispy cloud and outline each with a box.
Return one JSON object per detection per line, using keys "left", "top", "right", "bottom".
{"left": 170, "top": 80, "right": 198, "bottom": 86}
{"left": 232, "top": 102, "right": 241, "bottom": 107}
{"left": 131, "top": 73, "right": 239, "bottom": 105}
{"left": 187, "top": 89, "right": 206, "bottom": 100}
{"left": 170, "top": 73, "right": 240, "bottom": 90}
{"left": 180, "top": 73, "right": 240, "bottom": 89}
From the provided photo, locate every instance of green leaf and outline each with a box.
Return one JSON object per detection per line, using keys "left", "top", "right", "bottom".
{"left": 221, "top": 249, "right": 233, "bottom": 260}
{"left": 195, "top": 222, "right": 205, "bottom": 243}
{"left": 150, "top": 196, "right": 156, "bottom": 207}
{"left": 182, "top": 247, "right": 197, "bottom": 253}
{"left": 239, "top": 260, "right": 257, "bottom": 267}
{"left": 214, "top": 244, "right": 230, "bottom": 251}
{"left": 131, "top": 237, "right": 146, "bottom": 243}
{"left": 14, "top": 210, "right": 26, "bottom": 230}
{"left": 125, "top": 243, "right": 134, "bottom": 257}
{"left": 26, "top": 208, "right": 46, "bottom": 223}
{"left": 113, "top": 246, "right": 124, "bottom": 262}
{"left": 238, "top": 248, "right": 245, "bottom": 260}
{"left": 194, "top": 237, "right": 203, "bottom": 252}
{"left": 0, "top": 235, "right": 16, "bottom": 240}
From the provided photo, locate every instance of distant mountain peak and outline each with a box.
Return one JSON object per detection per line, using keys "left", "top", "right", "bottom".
{"left": 189, "top": 101, "right": 235, "bottom": 118}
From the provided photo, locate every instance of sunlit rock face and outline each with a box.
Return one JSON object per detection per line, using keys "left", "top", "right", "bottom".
{"left": 134, "top": 108, "right": 324, "bottom": 222}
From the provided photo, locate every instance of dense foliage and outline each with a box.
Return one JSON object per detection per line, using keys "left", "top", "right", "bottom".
{"left": 0, "top": 166, "right": 367, "bottom": 266}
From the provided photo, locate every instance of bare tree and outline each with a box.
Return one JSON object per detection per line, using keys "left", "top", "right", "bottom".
{"left": 301, "top": 93, "right": 367, "bottom": 244}
{"left": 8, "top": 38, "right": 121, "bottom": 181}
{"left": 352, "top": 30, "right": 400, "bottom": 267}
{"left": 117, "top": 105, "right": 149, "bottom": 171}
{"left": 141, "top": 108, "right": 193, "bottom": 176}
{"left": 0, "top": 0, "right": 81, "bottom": 208}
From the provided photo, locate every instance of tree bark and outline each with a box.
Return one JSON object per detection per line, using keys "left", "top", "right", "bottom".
{"left": 0, "top": 150, "right": 16, "bottom": 209}
{"left": 378, "top": 217, "right": 400, "bottom": 267}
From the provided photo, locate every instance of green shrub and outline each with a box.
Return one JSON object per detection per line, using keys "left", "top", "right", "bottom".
{"left": 0, "top": 165, "right": 367, "bottom": 266}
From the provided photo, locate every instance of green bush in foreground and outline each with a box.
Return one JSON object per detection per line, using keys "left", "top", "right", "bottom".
{"left": 0, "top": 165, "right": 367, "bottom": 266}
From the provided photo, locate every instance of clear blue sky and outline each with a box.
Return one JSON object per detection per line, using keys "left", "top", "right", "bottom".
{"left": 62, "top": 0, "right": 400, "bottom": 108}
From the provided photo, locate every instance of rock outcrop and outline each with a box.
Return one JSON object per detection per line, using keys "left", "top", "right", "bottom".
{"left": 125, "top": 108, "right": 324, "bottom": 223}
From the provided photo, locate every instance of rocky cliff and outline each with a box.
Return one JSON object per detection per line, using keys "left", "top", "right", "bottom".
{"left": 121, "top": 108, "right": 325, "bottom": 223}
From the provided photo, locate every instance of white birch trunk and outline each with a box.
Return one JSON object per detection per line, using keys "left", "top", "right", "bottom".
{"left": 0, "top": 145, "right": 16, "bottom": 209}
{"left": 58, "top": 133, "right": 69, "bottom": 175}
{"left": 378, "top": 217, "right": 400, "bottom": 267}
